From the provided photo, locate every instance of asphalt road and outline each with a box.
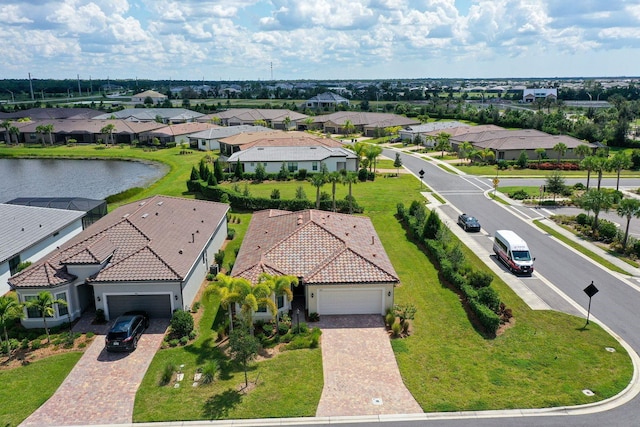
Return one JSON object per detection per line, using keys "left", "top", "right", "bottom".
{"left": 378, "top": 148, "right": 640, "bottom": 426}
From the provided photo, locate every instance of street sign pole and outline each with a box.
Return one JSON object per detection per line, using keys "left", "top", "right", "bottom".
{"left": 583, "top": 281, "right": 599, "bottom": 327}
{"left": 419, "top": 169, "right": 425, "bottom": 190}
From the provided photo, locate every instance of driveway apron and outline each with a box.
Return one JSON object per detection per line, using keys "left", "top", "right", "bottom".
{"left": 19, "top": 319, "right": 168, "bottom": 427}
{"left": 315, "top": 314, "right": 423, "bottom": 417}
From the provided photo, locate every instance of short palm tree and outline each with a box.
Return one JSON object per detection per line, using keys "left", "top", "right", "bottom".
{"left": 342, "top": 171, "right": 358, "bottom": 214}
{"left": 205, "top": 274, "right": 241, "bottom": 333}
{"left": 580, "top": 189, "right": 613, "bottom": 232}
{"left": 609, "top": 151, "right": 632, "bottom": 191}
{"left": 616, "top": 198, "right": 640, "bottom": 249}
{"left": 327, "top": 171, "right": 342, "bottom": 212}
{"left": 311, "top": 173, "right": 326, "bottom": 209}
{"left": 553, "top": 142, "right": 568, "bottom": 165}
{"left": 100, "top": 123, "right": 116, "bottom": 145}
{"left": 25, "top": 291, "right": 67, "bottom": 343}
{"left": 0, "top": 296, "right": 23, "bottom": 351}
{"left": 258, "top": 274, "right": 297, "bottom": 335}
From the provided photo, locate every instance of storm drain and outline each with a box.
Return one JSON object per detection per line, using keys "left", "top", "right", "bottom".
{"left": 605, "top": 347, "right": 616, "bottom": 353}
{"left": 582, "top": 389, "right": 595, "bottom": 396}
{"left": 372, "top": 398, "right": 383, "bottom": 405}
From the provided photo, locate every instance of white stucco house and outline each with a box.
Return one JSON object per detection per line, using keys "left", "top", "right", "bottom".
{"left": 188, "top": 125, "right": 272, "bottom": 151}
{"left": 131, "top": 90, "right": 168, "bottom": 105}
{"left": 523, "top": 88, "right": 558, "bottom": 103}
{"left": 232, "top": 209, "right": 399, "bottom": 320}
{"left": 9, "top": 196, "right": 229, "bottom": 328}
{"left": 0, "top": 204, "right": 85, "bottom": 296}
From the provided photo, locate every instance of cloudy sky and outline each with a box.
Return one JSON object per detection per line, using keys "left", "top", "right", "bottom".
{"left": 2, "top": 0, "right": 639, "bottom": 81}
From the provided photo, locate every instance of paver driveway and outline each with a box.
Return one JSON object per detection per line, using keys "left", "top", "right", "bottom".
{"left": 315, "top": 314, "right": 423, "bottom": 417}
{"left": 19, "top": 319, "right": 168, "bottom": 427}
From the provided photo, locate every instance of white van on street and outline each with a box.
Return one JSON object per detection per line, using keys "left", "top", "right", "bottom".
{"left": 493, "top": 230, "right": 534, "bottom": 275}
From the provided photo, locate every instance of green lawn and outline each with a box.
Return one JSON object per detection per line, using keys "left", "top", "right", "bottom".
{"left": 0, "top": 352, "right": 83, "bottom": 426}
{"left": 1, "top": 145, "right": 634, "bottom": 417}
{"left": 460, "top": 163, "right": 640, "bottom": 178}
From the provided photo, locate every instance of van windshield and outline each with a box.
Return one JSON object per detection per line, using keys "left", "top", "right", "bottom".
{"left": 512, "top": 250, "right": 531, "bottom": 261}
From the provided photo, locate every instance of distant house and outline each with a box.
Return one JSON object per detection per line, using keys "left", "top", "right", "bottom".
{"left": 139, "top": 122, "right": 218, "bottom": 145}
{"left": 9, "top": 196, "right": 229, "bottom": 328}
{"left": 221, "top": 130, "right": 357, "bottom": 173}
{"left": 304, "top": 92, "right": 350, "bottom": 110}
{"left": 199, "top": 109, "right": 308, "bottom": 130}
{"left": 399, "top": 121, "right": 471, "bottom": 146}
{"left": 232, "top": 209, "right": 399, "bottom": 319}
{"left": 18, "top": 119, "right": 165, "bottom": 144}
{"left": 5, "top": 197, "right": 107, "bottom": 229}
{"left": 188, "top": 125, "right": 272, "bottom": 151}
{"left": 305, "top": 112, "right": 420, "bottom": 137}
{"left": 1, "top": 204, "right": 85, "bottom": 295}
{"left": 131, "top": 90, "right": 168, "bottom": 105}
{"left": 523, "top": 88, "right": 558, "bottom": 103}
{"left": 92, "top": 108, "right": 203, "bottom": 124}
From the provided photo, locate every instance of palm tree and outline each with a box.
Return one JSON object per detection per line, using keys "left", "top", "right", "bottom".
{"left": 9, "top": 126, "right": 20, "bottom": 144}
{"left": 435, "top": 132, "right": 452, "bottom": 158}
{"left": 366, "top": 145, "right": 383, "bottom": 173}
{"left": 581, "top": 156, "right": 597, "bottom": 190}
{"left": 590, "top": 156, "right": 609, "bottom": 190}
{"left": 580, "top": 189, "right": 613, "bottom": 232}
{"left": 458, "top": 141, "right": 473, "bottom": 165}
{"left": 0, "top": 296, "right": 22, "bottom": 351}
{"left": 574, "top": 144, "right": 592, "bottom": 162}
{"left": 342, "top": 171, "right": 358, "bottom": 214}
{"left": 302, "top": 117, "right": 314, "bottom": 131}
{"left": 100, "top": 123, "right": 116, "bottom": 146}
{"left": 35, "top": 124, "right": 47, "bottom": 145}
{"left": 553, "top": 142, "right": 568, "bottom": 165}
{"left": 616, "top": 198, "right": 640, "bottom": 249}
{"left": 343, "top": 119, "right": 355, "bottom": 137}
{"left": 535, "top": 148, "right": 546, "bottom": 164}
{"left": 327, "top": 171, "right": 342, "bottom": 212}
{"left": 283, "top": 116, "right": 291, "bottom": 131}
{"left": 43, "top": 124, "right": 55, "bottom": 145}
{"left": 609, "top": 151, "right": 632, "bottom": 191}
{"left": 311, "top": 173, "right": 326, "bottom": 209}
{"left": 25, "top": 291, "right": 67, "bottom": 343}
{"left": 1, "top": 120, "right": 10, "bottom": 143}
{"left": 478, "top": 148, "right": 495, "bottom": 165}
{"left": 205, "top": 274, "right": 241, "bottom": 333}
{"left": 234, "top": 278, "right": 275, "bottom": 334}
{"left": 257, "top": 274, "right": 297, "bottom": 336}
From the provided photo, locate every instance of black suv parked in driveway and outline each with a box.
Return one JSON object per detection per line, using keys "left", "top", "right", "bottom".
{"left": 105, "top": 311, "right": 149, "bottom": 352}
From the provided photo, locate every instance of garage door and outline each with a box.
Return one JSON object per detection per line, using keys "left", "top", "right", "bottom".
{"left": 106, "top": 294, "right": 172, "bottom": 319}
{"left": 317, "top": 288, "right": 384, "bottom": 315}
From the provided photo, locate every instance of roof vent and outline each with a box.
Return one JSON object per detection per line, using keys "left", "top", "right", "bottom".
{"left": 157, "top": 201, "right": 164, "bottom": 206}
{"left": 155, "top": 212, "right": 159, "bottom": 216}
{"left": 21, "top": 227, "right": 24, "bottom": 232}
{"left": 123, "top": 213, "right": 130, "bottom": 218}
{"left": 372, "top": 236, "right": 375, "bottom": 244}
{"left": 193, "top": 207, "right": 196, "bottom": 211}
{"left": 142, "top": 213, "right": 149, "bottom": 218}
{"left": 139, "top": 201, "right": 146, "bottom": 206}
{"left": 179, "top": 249, "right": 183, "bottom": 254}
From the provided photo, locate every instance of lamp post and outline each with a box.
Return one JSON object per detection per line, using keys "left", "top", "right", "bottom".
{"left": 296, "top": 308, "right": 300, "bottom": 334}
{"left": 6, "top": 90, "right": 14, "bottom": 103}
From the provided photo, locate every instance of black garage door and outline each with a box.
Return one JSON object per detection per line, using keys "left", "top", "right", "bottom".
{"left": 106, "top": 294, "right": 172, "bottom": 319}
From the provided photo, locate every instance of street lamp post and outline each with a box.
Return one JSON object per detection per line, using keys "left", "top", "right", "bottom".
{"left": 6, "top": 90, "right": 14, "bottom": 103}
{"left": 296, "top": 308, "right": 300, "bottom": 334}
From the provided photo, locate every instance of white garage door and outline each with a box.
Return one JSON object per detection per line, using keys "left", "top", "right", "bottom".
{"left": 317, "top": 288, "right": 384, "bottom": 315}
{"left": 106, "top": 294, "right": 172, "bottom": 319}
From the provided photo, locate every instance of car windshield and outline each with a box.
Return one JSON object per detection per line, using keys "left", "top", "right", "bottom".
{"left": 467, "top": 217, "right": 478, "bottom": 223}
{"left": 512, "top": 250, "right": 531, "bottom": 261}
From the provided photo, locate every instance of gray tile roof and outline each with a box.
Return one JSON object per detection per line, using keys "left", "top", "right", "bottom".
{"left": 9, "top": 196, "right": 229, "bottom": 288}
{"left": 92, "top": 108, "right": 203, "bottom": 121}
{"left": 232, "top": 210, "right": 399, "bottom": 285}
{"left": 227, "top": 146, "right": 356, "bottom": 163}
{"left": 188, "top": 125, "right": 272, "bottom": 139}
{"left": 0, "top": 204, "right": 85, "bottom": 264}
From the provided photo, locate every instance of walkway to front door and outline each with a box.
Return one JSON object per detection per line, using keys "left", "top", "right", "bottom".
{"left": 315, "top": 314, "right": 423, "bottom": 416}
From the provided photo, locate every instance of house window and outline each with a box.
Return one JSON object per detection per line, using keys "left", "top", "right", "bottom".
{"left": 257, "top": 305, "right": 268, "bottom": 313}
{"left": 24, "top": 295, "right": 42, "bottom": 319}
{"left": 8, "top": 255, "right": 21, "bottom": 276}
{"left": 288, "top": 162, "right": 298, "bottom": 172}
{"left": 56, "top": 292, "right": 68, "bottom": 317}
{"left": 250, "top": 162, "right": 255, "bottom": 167}
{"left": 277, "top": 295, "right": 285, "bottom": 309}
{"left": 312, "top": 162, "right": 318, "bottom": 171}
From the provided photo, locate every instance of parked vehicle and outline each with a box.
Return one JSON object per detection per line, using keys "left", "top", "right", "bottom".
{"left": 457, "top": 213, "right": 481, "bottom": 232}
{"left": 105, "top": 311, "right": 149, "bottom": 352}
{"left": 493, "top": 230, "right": 534, "bottom": 275}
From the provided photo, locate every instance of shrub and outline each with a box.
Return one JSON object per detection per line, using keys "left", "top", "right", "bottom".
{"left": 277, "top": 322, "right": 290, "bottom": 336}
{"left": 200, "top": 360, "right": 219, "bottom": 384}
{"left": 161, "top": 363, "right": 176, "bottom": 385}
{"left": 496, "top": 160, "right": 509, "bottom": 170}
{"left": 510, "top": 189, "right": 530, "bottom": 200}
{"left": 20, "top": 338, "right": 29, "bottom": 350}
{"left": 477, "top": 286, "right": 501, "bottom": 312}
{"left": 214, "top": 250, "right": 225, "bottom": 266}
{"left": 576, "top": 213, "right": 590, "bottom": 225}
{"left": 180, "top": 336, "right": 189, "bottom": 345}
{"left": 358, "top": 168, "right": 368, "bottom": 181}
{"left": 169, "top": 339, "right": 180, "bottom": 347}
{"left": 31, "top": 340, "right": 42, "bottom": 350}
{"left": 469, "top": 299, "right": 501, "bottom": 334}
{"left": 270, "top": 189, "right": 281, "bottom": 200}
{"left": 227, "top": 228, "right": 236, "bottom": 240}
{"left": 467, "top": 270, "right": 494, "bottom": 288}
{"left": 423, "top": 210, "right": 441, "bottom": 239}
{"left": 94, "top": 309, "right": 106, "bottom": 324}
{"left": 598, "top": 221, "right": 618, "bottom": 242}
{"left": 573, "top": 182, "right": 586, "bottom": 190}
{"left": 391, "top": 322, "right": 402, "bottom": 337}
{"left": 308, "top": 312, "right": 320, "bottom": 322}
{"left": 385, "top": 312, "right": 396, "bottom": 328}
{"left": 402, "top": 319, "right": 411, "bottom": 335}
{"left": 170, "top": 310, "right": 194, "bottom": 338}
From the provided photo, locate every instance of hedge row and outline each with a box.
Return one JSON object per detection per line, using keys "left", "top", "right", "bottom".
{"left": 187, "top": 179, "right": 364, "bottom": 214}
{"left": 398, "top": 202, "right": 502, "bottom": 335}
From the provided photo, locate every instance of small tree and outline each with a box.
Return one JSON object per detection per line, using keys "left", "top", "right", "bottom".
{"left": 214, "top": 159, "right": 224, "bottom": 182}
{"left": 254, "top": 162, "right": 266, "bottom": 182}
{"left": 0, "top": 296, "right": 22, "bottom": 352}
{"left": 295, "top": 186, "right": 307, "bottom": 200}
{"left": 278, "top": 162, "right": 289, "bottom": 180}
{"left": 516, "top": 151, "right": 528, "bottom": 169}
{"left": 545, "top": 170, "right": 566, "bottom": 202}
{"left": 25, "top": 291, "right": 66, "bottom": 343}
{"left": 580, "top": 189, "right": 613, "bottom": 232}
{"left": 616, "top": 198, "right": 640, "bottom": 249}
{"left": 190, "top": 165, "right": 200, "bottom": 181}
{"left": 423, "top": 210, "right": 441, "bottom": 239}
{"left": 170, "top": 310, "right": 194, "bottom": 338}
{"left": 393, "top": 152, "right": 403, "bottom": 176}
{"left": 234, "top": 160, "right": 243, "bottom": 179}
{"left": 229, "top": 325, "right": 261, "bottom": 388}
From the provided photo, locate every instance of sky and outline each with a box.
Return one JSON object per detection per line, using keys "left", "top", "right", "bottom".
{"left": 2, "top": 0, "right": 640, "bottom": 81}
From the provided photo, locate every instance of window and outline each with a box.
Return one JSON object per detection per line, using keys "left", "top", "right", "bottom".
{"left": 312, "top": 162, "right": 318, "bottom": 171}
{"left": 8, "top": 255, "right": 21, "bottom": 276}
{"left": 56, "top": 292, "right": 68, "bottom": 317}
{"left": 24, "top": 295, "right": 41, "bottom": 319}
{"left": 277, "top": 295, "right": 285, "bottom": 309}
{"left": 287, "top": 162, "right": 298, "bottom": 172}
{"left": 257, "top": 305, "right": 267, "bottom": 313}
{"left": 250, "top": 162, "right": 255, "bottom": 166}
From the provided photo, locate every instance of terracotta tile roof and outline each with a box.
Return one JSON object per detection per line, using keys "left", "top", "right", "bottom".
{"left": 9, "top": 196, "right": 229, "bottom": 288}
{"left": 9, "top": 261, "right": 76, "bottom": 289}
{"left": 232, "top": 209, "right": 399, "bottom": 285}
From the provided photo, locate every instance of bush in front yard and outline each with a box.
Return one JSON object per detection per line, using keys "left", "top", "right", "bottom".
{"left": 170, "top": 310, "right": 194, "bottom": 338}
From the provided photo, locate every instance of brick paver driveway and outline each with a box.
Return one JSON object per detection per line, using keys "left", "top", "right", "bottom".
{"left": 20, "top": 319, "right": 168, "bottom": 427}
{"left": 315, "top": 314, "right": 423, "bottom": 417}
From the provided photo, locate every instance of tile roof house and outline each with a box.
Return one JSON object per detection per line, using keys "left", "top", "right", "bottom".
{"left": 198, "top": 109, "right": 308, "bottom": 130}
{"left": 219, "top": 130, "right": 357, "bottom": 173}
{"left": 232, "top": 209, "right": 399, "bottom": 317}
{"left": 131, "top": 90, "right": 168, "bottom": 105}
{"left": 92, "top": 108, "right": 203, "bottom": 124}
{"left": 304, "top": 92, "right": 351, "bottom": 109}
{"left": 1, "top": 204, "right": 85, "bottom": 296}
{"left": 18, "top": 119, "right": 165, "bottom": 144}
{"left": 188, "top": 125, "right": 272, "bottom": 151}
{"left": 305, "top": 112, "right": 420, "bottom": 137}
{"left": 9, "top": 196, "right": 229, "bottom": 328}
{"left": 139, "top": 122, "right": 219, "bottom": 145}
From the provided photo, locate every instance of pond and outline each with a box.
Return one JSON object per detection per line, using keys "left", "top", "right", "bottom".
{"left": 0, "top": 158, "right": 167, "bottom": 203}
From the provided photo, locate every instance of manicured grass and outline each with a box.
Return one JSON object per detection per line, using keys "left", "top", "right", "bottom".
{"left": 499, "top": 185, "right": 541, "bottom": 197}
{"left": 461, "top": 164, "right": 640, "bottom": 178}
{"left": 534, "top": 220, "right": 633, "bottom": 276}
{"left": 0, "top": 352, "right": 83, "bottom": 426}
{"left": 134, "top": 293, "right": 323, "bottom": 422}
{"left": 437, "top": 163, "right": 459, "bottom": 174}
